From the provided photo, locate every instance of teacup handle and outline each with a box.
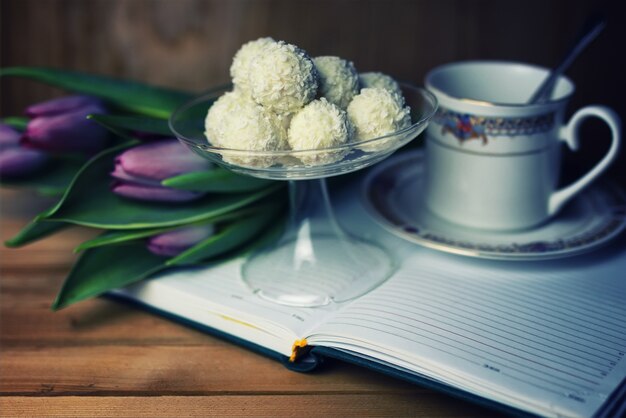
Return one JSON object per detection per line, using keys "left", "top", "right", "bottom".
{"left": 549, "top": 106, "right": 621, "bottom": 215}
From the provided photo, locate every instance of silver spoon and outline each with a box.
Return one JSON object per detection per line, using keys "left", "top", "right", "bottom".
{"left": 528, "top": 14, "right": 606, "bottom": 104}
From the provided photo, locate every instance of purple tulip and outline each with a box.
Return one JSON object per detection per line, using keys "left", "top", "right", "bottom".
{"left": 111, "top": 181, "right": 202, "bottom": 202}
{"left": 111, "top": 139, "right": 211, "bottom": 202}
{"left": 0, "top": 124, "right": 48, "bottom": 177}
{"left": 147, "top": 224, "right": 215, "bottom": 257}
{"left": 21, "top": 95, "right": 109, "bottom": 154}
{"left": 0, "top": 124, "right": 21, "bottom": 150}
{"left": 0, "top": 147, "right": 48, "bottom": 178}
{"left": 25, "top": 95, "right": 101, "bottom": 118}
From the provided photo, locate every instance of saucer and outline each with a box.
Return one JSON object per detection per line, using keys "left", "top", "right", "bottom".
{"left": 362, "top": 149, "right": 626, "bottom": 260}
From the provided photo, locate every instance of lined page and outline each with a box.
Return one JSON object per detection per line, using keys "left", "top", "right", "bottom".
{"left": 117, "top": 259, "right": 338, "bottom": 356}
{"left": 309, "top": 247, "right": 626, "bottom": 418}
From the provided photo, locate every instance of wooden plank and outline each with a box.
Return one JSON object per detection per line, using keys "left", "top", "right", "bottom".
{"left": 0, "top": 222, "right": 98, "bottom": 271}
{"left": 0, "top": 296, "right": 218, "bottom": 346}
{"left": 0, "top": 271, "right": 64, "bottom": 298}
{"left": 0, "top": 345, "right": 426, "bottom": 395}
{"left": 0, "top": 267, "right": 230, "bottom": 346}
{"left": 0, "top": 395, "right": 505, "bottom": 417}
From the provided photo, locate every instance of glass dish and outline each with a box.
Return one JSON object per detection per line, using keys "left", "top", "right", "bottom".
{"left": 170, "top": 84, "right": 437, "bottom": 306}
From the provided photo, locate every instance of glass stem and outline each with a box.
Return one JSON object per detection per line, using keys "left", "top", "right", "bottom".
{"left": 285, "top": 178, "right": 345, "bottom": 244}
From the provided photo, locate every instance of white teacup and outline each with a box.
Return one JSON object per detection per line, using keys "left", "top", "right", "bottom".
{"left": 423, "top": 61, "right": 621, "bottom": 231}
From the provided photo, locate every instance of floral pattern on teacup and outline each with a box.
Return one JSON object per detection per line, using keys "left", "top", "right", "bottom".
{"left": 433, "top": 108, "right": 555, "bottom": 145}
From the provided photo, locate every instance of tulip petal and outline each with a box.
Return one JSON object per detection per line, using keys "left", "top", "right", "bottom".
{"left": 25, "top": 95, "right": 104, "bottom": 118}
{"left": 0, "top": 124, "right": 21, "bottom": 150}
{"left": 0, "top": 146, "right": 48, "bottom": 177}
{"left": 111, "top": 181, "right": 203, "bottom": 202}
{"left": 22, "top": 104, "right": 109, "bottom": 153}
{"left": 110, "top": 159, "right": 162, "bottom": 187}
{"left": 116, "top": 139, "right": 210, "bottom": 182}
{"left": 147, "top": 224, "right": 215, "bottom": 257}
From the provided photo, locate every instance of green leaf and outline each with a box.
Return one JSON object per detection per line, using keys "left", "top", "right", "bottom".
{"left": 234, "top": 217, "right": 285, "bottom": 256}
{"left": 74, "top": 229, "right": 172, "bottom": 253}
{"left": 166, "top": 203, "right": 282, "bottom": 266}
{"left": 0, "top": 155, "right": 85, "bottom": 196}
{"left": 73, "top": 206, "right": 259, "bottom": 252}
{"left": 52, "top": 205, "right": 285, "bottom": 310}
{"left": 38, "top": 143, "right": 284, "bottom": 229}
{"left": 52, "top": 242, "right": 165, "bottom": 310}
{"left": 162, "top": 168, "right": 275, "bottom": 193}
{"left": 1, "top": 116, "right": 28, "bottom": 130}
{"left": 88, "top": 114, "right": 173, "bottom": 136}
{"left": 87, "top": 115, "right": 140, "bottom": 142}
{"left": 4, "top": 218, "right": 68, "bottom": 248}
{"left": 0, "top": 67, "right": 193, "bottom": 119}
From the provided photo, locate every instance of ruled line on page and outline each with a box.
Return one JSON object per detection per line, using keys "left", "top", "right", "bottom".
{"left": 368, "top": 295, "right": 616, "bottom": 365}
{"left": 319, "top": 326, "right": 584, "bottom": 398}
{"left": 331, "top": 312, "right": 602, "bottom": 388}
{"left": 384, "top": 283, "right": 624, "bottom": 357}
{"left": 323, "top": 329, "right": 574, "bottom": 398}
{"left": 488, "top": 274, "right": 626, "bottom": 322}
{"left": 379, "top": 289, "right": 622, "bottom": 363}
{"left": 363, "top": 292, "right": 616, "bottom": 367}
{"left": 389, "top": 269, "right": 626, "bottom": 361}
{"left": 403, "top": 257, "right": 626, "bottom": 323}
{"left": 323, "top": 316, "right": 597, "bottom": 394}
{"left": 439, "top": 277, "right": 626, "bottom": 333}
{"left": 347, "top": 303, "right": 611, "bottom": 375}
{"left": 392, "top": 277, "right": 626, "bottom": 347}
{"left": 401, "top": 271, "right": 626, "bottom": 339}
{"left": 512, "top": 270, "right": 626, "bottom": 308}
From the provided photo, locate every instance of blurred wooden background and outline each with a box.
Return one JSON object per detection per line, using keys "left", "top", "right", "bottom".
{"left": 1, "top": 0, "right": 625, "bottom": 178}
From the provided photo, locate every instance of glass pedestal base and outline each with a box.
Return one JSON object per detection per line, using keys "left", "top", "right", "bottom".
{"left": 242, "top": 234, "right": 394, "bottom": 307}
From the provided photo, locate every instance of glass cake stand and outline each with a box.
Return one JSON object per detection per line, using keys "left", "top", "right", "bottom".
{"left": 169, "top": 84, "right": 437, "bottom": 307}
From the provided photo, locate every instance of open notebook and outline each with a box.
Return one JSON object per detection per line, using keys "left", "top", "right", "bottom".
{"left": 112, "top": 177, "right": 626, "bottom": 418}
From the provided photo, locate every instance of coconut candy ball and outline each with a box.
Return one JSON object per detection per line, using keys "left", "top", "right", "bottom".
{"left": 248, "top": 41, "right": 318, "bottom": 113}
{"left": 359, "top": 72, "right": 403, "bottom": 99}
{"left": 347, "top": 87, "right": 411, "bottom": 152}
{"left": 205, "top": 90, "right": 288, "bottom": 166}
{"left": 313, "top": 56, "right": 359, "bottom": 110}
{"left": 288, "top": 98, "right": 354, "bottom": 165}
{"left": 230, "top": 37, "right": 276, "bottom": 95}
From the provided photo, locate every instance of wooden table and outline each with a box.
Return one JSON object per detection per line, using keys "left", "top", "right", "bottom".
{"left": 0, "top": 189, "right": 504, "bottom": 417}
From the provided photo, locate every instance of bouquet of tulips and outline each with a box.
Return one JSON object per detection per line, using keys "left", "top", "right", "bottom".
{"left": 0, "top": 67, "right": 286, "bottom": 309}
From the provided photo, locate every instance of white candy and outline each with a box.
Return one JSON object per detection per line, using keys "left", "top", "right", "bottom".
{"left": 205, "top": 90, "right": 288, "bottom": 166}
{"left": 288, "top": 98, "right": 354, "bottom": 165}
{"left": 313, "top": 56, "right": 359, "bottom": 109}
{"left": 249, "top": 41, "right": 318, "bottom": 113}
{"left": 230, "top": 37, "right": 276, "bottom": 95}
{"left": 359, "top": 72, "right": 403, "bottom": 99}
{"left": 209, "top": 39, "right": 414, "bottom": 167}
{"left": 347, "top": 87, "right": 411, "bottom": 152}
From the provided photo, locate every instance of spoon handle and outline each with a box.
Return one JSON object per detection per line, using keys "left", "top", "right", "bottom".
{"left": 528, "top": 14, "right": 606, "bottom": 104}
